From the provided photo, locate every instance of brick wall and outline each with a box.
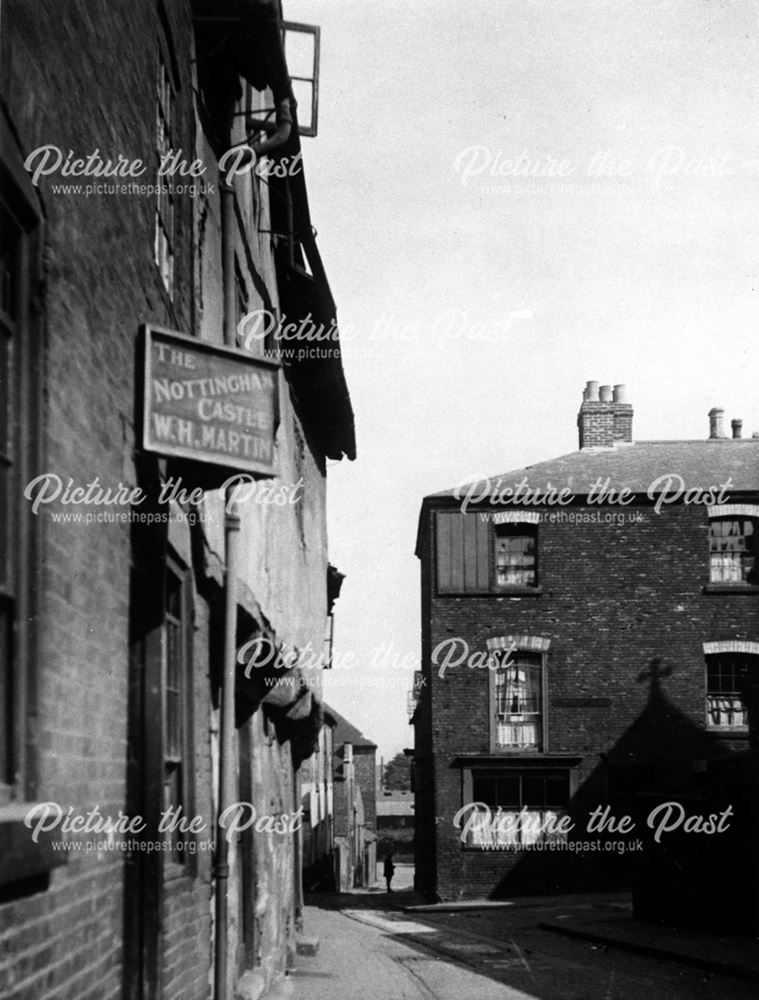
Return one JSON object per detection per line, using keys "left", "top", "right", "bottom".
{"left": 0, "top": 1, "right": 337, "bottom": 997}
{"left": 353, "top": 748, "right": 377, "bottom": 832}
{"left": 417, "top": 501, "right": 759, "bottom": 900}
{"left": 0, "top": 1, "right": 198, "bottom": 997}
{"left": 413, "top": 524, "right": 437, "bottom": 898}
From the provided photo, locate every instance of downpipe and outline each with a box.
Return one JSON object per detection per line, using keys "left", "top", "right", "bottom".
{"left": 214, "top": 178, "right": 240, "bottom": 1000}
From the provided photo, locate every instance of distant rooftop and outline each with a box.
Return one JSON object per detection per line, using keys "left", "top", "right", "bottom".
{"left": 323, "top": 703, "right": 377, "bottom": 750}
{"left": 427, "top": 438, "right": 759, "bottom": 502}
{"left": 428, "top": 381, "right": 758, "bottom": 501}
{"left": 417, "top": 383, "right": 758, "bottom": 555}
{"left": 376, "top": 792, "right": 415, "bottom": 818}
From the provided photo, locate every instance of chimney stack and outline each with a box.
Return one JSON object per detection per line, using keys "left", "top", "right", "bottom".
{"left": 578, "top": 380, "right": 633, "bottom": 449}
{"left": 708, "top": 407, "right": 726, "bottom": 440}
{"left": 731, "top": 419, "right": 743, "bottom": 440}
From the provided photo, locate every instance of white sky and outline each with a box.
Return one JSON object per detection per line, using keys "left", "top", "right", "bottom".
{"left": 288, "top": 0, "right": 759, "bottom": 763}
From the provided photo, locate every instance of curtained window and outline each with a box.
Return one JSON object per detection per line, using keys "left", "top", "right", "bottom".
{"left": 706, "top": 653, "right": 750, "bottom": 730}
{"left": 493, "top": 650, "right": 543, "bottom": 750}
{"left": 494, "top": 524, "right": 537, "bottom": 588}
{"left": 709, "top": 518, "right": 756, "bottom": 585}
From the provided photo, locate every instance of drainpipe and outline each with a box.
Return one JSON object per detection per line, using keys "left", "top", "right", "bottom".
{"left": 293, "top": 768, "right": 304, "bottom": 933}
{"left": 214, "top": 178, "right": 240, "bottom": 1000}
{"left": 222, "top": 181, "right": 237, "bottom": 349}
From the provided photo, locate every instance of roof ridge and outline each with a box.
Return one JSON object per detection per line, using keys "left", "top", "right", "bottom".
{"left": 322, "top": 701, "right": 377, "bottom": 748}
{"left": 424, "top": 438, "right": 759, "bottom": 501}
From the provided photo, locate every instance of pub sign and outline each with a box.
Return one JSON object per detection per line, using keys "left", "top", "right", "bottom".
{"left": 141, "top": 325, "right": 279, "bottom": 476}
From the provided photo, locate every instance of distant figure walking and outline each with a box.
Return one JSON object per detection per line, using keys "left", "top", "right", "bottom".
{"left": 383, "top": 852, "right": 395, "bottom": 892}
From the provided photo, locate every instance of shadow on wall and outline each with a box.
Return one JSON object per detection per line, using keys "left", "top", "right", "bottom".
{"left": 488, "top": 657, "right": 751, "bottom": 922}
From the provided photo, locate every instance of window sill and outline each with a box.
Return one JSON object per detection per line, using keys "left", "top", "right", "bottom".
{"left": 706, "top": 727, "right": 749, "bottom": 738}
{"left": 436, "top": 587, "right": 543, "bottom": 598}
{"left": 0, "top": 804, "right": 68, "bottom": 888}
{"left": 495, "top": 586, "right": 543, "bottom": 597}
{"left": 452, "top": 754, "right": 583, "bottom": 768}
{"left": 703, "top": 584, "right": 759, "bottom": 595}
{"left": 493, "top": 745, "right": 542, "bottom": 753}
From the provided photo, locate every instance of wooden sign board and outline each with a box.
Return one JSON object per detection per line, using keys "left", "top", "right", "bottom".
{"left": 141, "top": 326, "right": 279, "bottom": 476}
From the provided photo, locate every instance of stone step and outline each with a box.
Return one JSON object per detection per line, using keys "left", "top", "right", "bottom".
{"left": 296, "top": 935, "right": 320, "bottom": 957}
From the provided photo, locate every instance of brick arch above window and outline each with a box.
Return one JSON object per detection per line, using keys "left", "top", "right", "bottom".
{"left": 703, "top": 640, "right": 759, "bottom": 656}
{"left": 486, "top": 635, "right": 551, "bottom": 653}
{"left": 707, "top": 504, "right": 759, "bottom": 519}
{"left": 490, "top": 511, "right": 541, "bottom": 525}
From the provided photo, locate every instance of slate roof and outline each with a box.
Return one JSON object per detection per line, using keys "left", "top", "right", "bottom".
{"left": 427, "top": 439, "right": 759, "bottom": 501}
{"left": 323, "top": 703, "right": 377, "bottom": 750}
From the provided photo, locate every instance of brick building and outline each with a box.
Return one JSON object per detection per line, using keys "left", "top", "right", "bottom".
{"left": 330, "top": 706, "right": 377, "bottom": 839}
{"left": 298, "top": 706, "right": 336, "bottom": 892}
{"left": 0, "top": 2, "right": 354, "bottom": 999}
{"left": 413, "top": 382, "right": 758, "bottom": 902}
{"left": 329, "top": 706, "right": 377, "bottom": 889}
{"left": 376, "top": 790, "right": 414, "bottom": 857}
{"left": 298, "top": 704, "right": 379, "bottom": 891}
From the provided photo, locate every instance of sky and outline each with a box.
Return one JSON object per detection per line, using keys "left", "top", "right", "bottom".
{"left": 287, "top": 0, "right": 759, "bottom": 764}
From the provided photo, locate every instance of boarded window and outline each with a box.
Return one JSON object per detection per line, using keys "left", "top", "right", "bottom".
{"left": 435, "top": 511, "right": 491, "bottom": 592}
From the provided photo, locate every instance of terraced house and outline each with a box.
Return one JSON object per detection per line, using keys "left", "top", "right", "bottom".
{"left": 413, "top": 382, "right": 758, "bottom": 905}
{"left": 0, "top": 2, "right": 354, "bottom": 998}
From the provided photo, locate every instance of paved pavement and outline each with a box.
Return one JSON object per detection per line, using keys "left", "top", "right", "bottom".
{"left": 290, "top": 902, "right": 535, "bottom": 999}
{"left": 289, "top": 889, "right": 759, "bottom": 1000}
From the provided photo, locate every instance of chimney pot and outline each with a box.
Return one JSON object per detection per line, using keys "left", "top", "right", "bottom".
{"left": 708, "top": 407, "right": 725, "bottom": 440}
{"left": 731, "top": 419, "right": 743, "bottom": 440}
{"left": 578, "top": 381, "right": 633, "bottom": 449}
